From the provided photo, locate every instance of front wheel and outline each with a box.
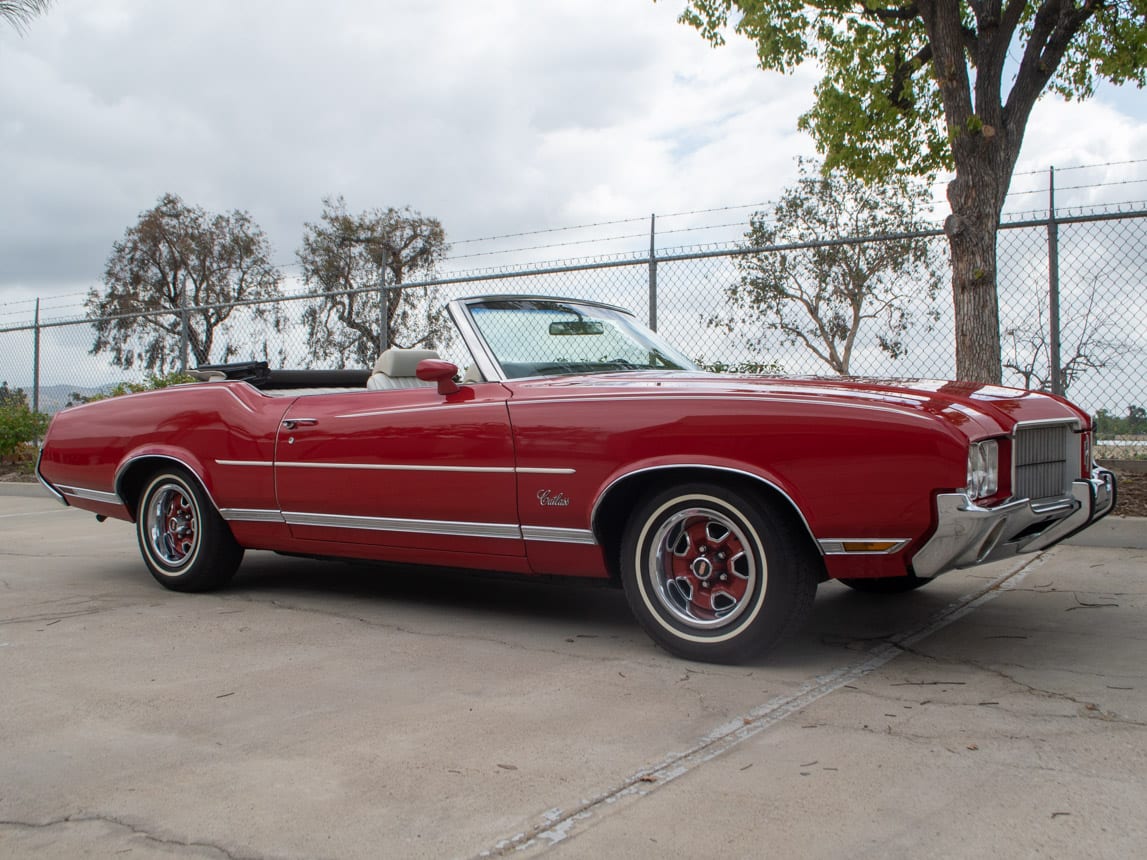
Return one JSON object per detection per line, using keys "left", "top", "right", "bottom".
{"left": 620, "top": 483, "right": 819, "bottom": 663}
{"left": 136, "top": 467, "right": 243, "bottom": 592}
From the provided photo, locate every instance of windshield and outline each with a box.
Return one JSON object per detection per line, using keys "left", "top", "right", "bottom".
{"left": 464, "top": 298, "right": 698, "bottom": 379}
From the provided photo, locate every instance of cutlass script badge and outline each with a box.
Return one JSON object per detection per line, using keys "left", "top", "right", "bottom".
{"left": 537, "top": 489, "right": 570, "bottom": 507}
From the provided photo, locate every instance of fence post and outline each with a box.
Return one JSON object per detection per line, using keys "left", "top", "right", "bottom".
{"left": 648, "top": 214, "right": 657, "bottom": 331}
{"left": 1047, "top": 166, "right": 1063, "bottom": 396}
{"left": 33, "top": 298, "right": 41, "bottom": 414}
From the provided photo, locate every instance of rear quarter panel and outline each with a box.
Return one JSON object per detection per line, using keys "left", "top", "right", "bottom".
{"left": 39, "top": 383, "right": 288, "bottom": 520}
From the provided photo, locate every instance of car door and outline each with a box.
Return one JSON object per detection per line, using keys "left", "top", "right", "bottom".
{"left": 274, "top": 383, "right": 524, "bottom": 559}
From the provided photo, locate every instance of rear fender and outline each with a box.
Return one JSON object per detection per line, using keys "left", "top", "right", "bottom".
{"left": 115, "top": 448, "right": 215, "bottom": 522}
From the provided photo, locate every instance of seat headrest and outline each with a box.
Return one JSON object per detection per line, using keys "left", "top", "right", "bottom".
{"left": 373, "top": 348, "right": 440, "bottom": 377}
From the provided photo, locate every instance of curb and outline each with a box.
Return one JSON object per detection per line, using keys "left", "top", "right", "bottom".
{"left": 0, "top": 481, "right": 49, "bottom": 497}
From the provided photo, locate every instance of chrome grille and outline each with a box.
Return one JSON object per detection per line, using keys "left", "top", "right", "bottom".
{"left": 1013, "top": 424, "right": 1073, "bottom": 501}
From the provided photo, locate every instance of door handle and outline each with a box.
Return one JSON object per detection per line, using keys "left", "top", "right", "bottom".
{"left": 282, "top": 418, "right": 318, "bottom": 430}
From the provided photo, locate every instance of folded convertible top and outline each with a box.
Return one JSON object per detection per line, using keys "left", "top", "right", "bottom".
{"left": 194, "top": 361, "right": 370, "bottom": 390}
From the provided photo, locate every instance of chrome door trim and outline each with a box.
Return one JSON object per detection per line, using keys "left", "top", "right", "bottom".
{"left": 282, "top": 511, "right": 523, "bottom": 541}
{"left": 521, "top": 525, "right": 598, "bottom": 545}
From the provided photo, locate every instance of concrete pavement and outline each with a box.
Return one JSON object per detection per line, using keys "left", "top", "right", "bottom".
{"left": 1, "top": 483, "right": 1144, "bottom": 858}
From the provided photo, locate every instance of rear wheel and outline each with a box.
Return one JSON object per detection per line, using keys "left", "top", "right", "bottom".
{"left": 136, "top": 467, "right": 243, "bottom": 592}
{"left": 620, "top": 483, "right": 818, "bottom": 663}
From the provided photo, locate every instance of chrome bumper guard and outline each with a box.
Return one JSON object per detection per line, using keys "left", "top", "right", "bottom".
{"left": 911, "top": 467, "right": 1117, "bottom": 579}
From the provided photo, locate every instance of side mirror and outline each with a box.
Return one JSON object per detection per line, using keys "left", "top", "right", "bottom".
{"left": 416, "top": 359, "right": 460, "bottom": 395}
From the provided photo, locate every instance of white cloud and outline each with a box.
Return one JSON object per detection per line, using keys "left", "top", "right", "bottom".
{"left": 0, "top": 0, "right": 1142, "bottom": 308}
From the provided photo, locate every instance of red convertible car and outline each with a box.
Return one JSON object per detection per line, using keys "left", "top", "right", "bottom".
{"left": 38, "top": 296, "right": 1116, "bottom": 662}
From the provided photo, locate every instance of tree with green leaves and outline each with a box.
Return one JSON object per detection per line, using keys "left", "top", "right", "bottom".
{"left": 1, "top": 1, "right": 53, "bottom": 34}
{"left": 0, "top": 381, "right": 48, "bottom": 464}
{"left": 1094, "top": 404, "right": 1147, "bottom": 436}
{"left": 297, "top": 196, "right": 451, "bottom": 369}
{"left": 0, "top": 380, "right": 30, "bottom": 409}
{"left": 713, "top": 159, "right": 943, "bottom": 374}
{"left": 677, "top": 0, "right": 1147, "bottom": 383}
{"left": 87, "top": 194, "right": 285, "bottom": 373}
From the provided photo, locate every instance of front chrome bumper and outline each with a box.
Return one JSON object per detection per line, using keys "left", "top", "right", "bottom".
{"left": 911, "top": 467, "right": 1117, "bottom": 579}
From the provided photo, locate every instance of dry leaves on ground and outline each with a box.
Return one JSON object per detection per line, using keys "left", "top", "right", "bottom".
{"left": 1112, "top": 469, "right": 1147, "bottom": 518}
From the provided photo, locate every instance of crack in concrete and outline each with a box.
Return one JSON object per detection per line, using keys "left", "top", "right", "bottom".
{"left": 837, "top": 683, "right": 1126, "bottom": 731}
{"left": 0, "top": 605, "right": 133, "bottom": 626}
{"left": 0, "top": 593, "right": 150, "bottom": 627}
{"left": 1007, "top": 584, "right": 1146, "bottom": 600}
{"left": 974, "top": 665, "right": 1147, "bottom": 727}
{"left": 0, "top": 814, "right": 263, "bottom": 860}
{"left": 886, "top": 643, "right": 1147, "bottom": 728}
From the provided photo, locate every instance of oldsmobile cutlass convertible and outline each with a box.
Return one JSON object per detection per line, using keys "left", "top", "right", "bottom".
{"left": 37, "top": 296, "right": 1116, "bottom": 662}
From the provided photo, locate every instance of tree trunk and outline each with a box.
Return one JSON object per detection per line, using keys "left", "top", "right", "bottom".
{"left": 945, "top": 203, "right": 1002, "bottom": 383}
{"left": 944, "top": 142, "right": 1011, "bottom": 384}
{"left": 915, "top": 1, "right": 1018, "bottom": 385}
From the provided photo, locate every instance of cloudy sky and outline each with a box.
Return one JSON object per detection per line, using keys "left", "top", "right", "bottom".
{"left": 2, "top": 0, "right": 1145, "bottom": 328}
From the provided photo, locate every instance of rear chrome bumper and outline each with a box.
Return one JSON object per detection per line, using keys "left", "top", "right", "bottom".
{"left": 911, "top": 467, "right": 1117, "bottom": 579}
{"left": 35, "top": 447, "right": 67, "bottom": 505}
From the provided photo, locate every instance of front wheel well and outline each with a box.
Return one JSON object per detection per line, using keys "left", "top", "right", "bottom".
{"left": 592, "top": 467, "right": 821, "bottom": 584}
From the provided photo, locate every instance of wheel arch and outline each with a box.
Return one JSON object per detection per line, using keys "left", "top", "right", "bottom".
{"left": 116, "top": 453, "right": 217, "bottom": 523}
{"left": 591, "top": 465, "right": 822, "bottom": 583}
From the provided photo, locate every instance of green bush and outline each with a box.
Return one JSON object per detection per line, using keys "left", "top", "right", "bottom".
{"left": 1095, "top": 406, "right": 1147, "bottom": 439}
{"left": 1, "top": 382, "right": 49, "bottom": 466}
{"left": 0, "top": 402, "right": 49, "bottom": 464}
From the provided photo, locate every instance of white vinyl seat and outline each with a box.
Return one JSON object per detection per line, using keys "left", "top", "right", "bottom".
{"left": 188, "top": 369, "right": 227, "bottom": 382}
{"left": 366, "top": 348, "right": 440, "bottom": 390}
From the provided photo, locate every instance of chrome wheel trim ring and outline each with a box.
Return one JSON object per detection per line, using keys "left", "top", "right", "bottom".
{"left": 144, "top": 481, "right": 200, "bottom": 573}
{"left": 644, "top": 504, "right": 760, "bottom": 631}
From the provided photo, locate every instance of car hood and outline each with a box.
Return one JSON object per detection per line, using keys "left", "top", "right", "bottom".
{"left": 508, "top": 372, "right": 1089, "bottom": 439}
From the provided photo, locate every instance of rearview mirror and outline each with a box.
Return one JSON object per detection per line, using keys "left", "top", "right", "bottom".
{"left": 549, "top": 320, "right": 604, "bottom": 336}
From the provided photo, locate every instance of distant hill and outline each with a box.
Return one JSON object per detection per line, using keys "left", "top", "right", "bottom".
{"left": 33, "top": 384, "right": 112, "bottom": 414}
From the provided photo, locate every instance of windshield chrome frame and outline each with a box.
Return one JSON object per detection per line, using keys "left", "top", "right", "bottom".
{"left": 446, "top": 295, "right": 663, "bottom": 383}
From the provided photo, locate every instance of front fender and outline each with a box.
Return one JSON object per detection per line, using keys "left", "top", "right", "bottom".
{"left": 589, "top": 459, "right": 818, "bottom": 553}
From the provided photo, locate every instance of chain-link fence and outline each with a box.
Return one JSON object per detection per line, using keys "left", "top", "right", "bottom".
{"left": 2, "top": 209, "right": 1145, "bottom": 434}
